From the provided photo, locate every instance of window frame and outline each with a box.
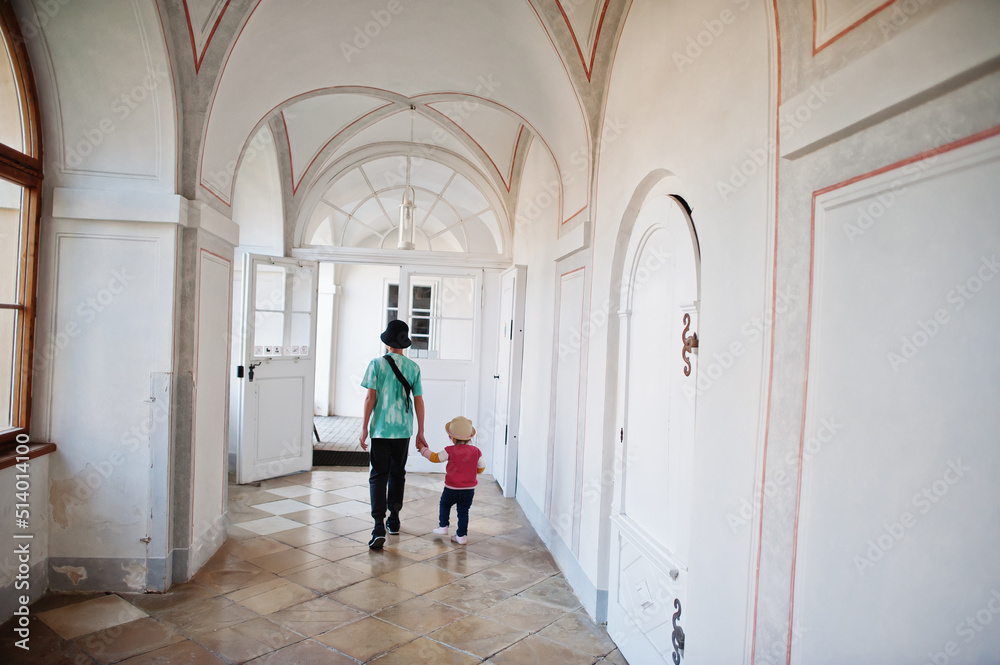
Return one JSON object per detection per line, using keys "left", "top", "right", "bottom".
{"left": 0, "top": 2, "right": 43, "bottom": 447}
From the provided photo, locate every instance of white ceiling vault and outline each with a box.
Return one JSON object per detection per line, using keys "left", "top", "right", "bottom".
{"left": 181, "top": 0, "right": 624, "bottom": 254}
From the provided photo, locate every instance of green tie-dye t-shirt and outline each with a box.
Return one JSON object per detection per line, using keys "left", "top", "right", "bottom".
{"left": 361, "top": 353, "right": 423, "bottom": 439}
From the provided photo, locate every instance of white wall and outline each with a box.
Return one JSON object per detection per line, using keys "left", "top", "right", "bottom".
{"left": 33, "top": 218, "right": 178, "bottom": 591}
{"left": 512, "top": 140, "right": 560, "bottom": 509}
{"left": 314, "top": 262, "right": 337, "bottom": 416}
{"left": 232, "top": 125, "right": 284, "bottom": 256}
{"left": 332, "top": 264, "right": 399, "bottom": 417}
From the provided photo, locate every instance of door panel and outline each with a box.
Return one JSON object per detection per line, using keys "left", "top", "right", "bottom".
{"left": 610, "top": 195, "right": 699, "bottom": 665}
{"left": 236, "top": 254, "right": 318, "bottom": 483}
{"left": 399, "top": 267, "right": 482, "bottom": 473}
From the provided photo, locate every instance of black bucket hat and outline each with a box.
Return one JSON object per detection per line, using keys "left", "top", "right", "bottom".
{"left": 380, "top": 319, "right": 412, "bottom": 349}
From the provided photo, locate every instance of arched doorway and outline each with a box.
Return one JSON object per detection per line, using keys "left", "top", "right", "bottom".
{"left": 608, "top": 184, "right": 700, "bottom": 665}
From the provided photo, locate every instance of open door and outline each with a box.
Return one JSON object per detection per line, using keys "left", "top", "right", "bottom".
{"left": 397, "top": 266, "right": 482, "bottom": 473}
{"left": 491, "top": 265, "right": 526, "bottom": 496}
{"left": 234, "top": 254, "right": 318, "bottom": 484}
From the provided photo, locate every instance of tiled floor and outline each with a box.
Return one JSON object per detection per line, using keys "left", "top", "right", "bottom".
{"left": 2, "top": 467, "right": 628, "bottom": 664}
{"left": 314, "top": 416, "right": 363, "bottom": 451}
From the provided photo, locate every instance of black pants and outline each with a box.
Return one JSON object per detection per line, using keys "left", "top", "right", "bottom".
{"left": 369, "top": 438, "right": 409, "bottom": 532}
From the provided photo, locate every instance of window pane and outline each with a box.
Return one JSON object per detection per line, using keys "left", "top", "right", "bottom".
{"left": 255, "top": 265, "right": 285, "bottom": 311}
{"left": 387, "top": 284, "right": 398, "bottom": 308}
{"left": 439, "top": 319, "right": 474, "bottom": 361}
{"left": 253, "top": 311, "right": 284, "bottom": 354}
{"left": 411, "top": 335, "right": 429, "bottom": 351}
{"left": 0, "top": 34, "right": 24, "bottom": 153}
{"left": 290, "top": 312, "right": 310, "bottom": 353}
{"left": 411, "top": 316, "right": 430, "bottom": 336}
{"left": 440, "top": 277, "right": 474, "bottom": 318}
{"left": 0, "top": 178, "right": 23, "bottom": 304}
{"left": 291, "top": 266, "right": 313, "bottom": 312}
{"left": 412, "top": 285, "right": 432, "bottom": 310}
{"left": 0, "top": 308, "right": 14, "bottom": 429}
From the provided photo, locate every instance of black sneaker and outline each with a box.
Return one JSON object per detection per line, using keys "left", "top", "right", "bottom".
{"left": 386, "top": 513, "right": 400, "bottom": 535}
{"left": 368, "top": 533, "right": 385, "bottom": 550}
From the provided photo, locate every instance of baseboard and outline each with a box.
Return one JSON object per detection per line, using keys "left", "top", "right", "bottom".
{"left": 516, "top": 481, "right": 607, "bottom": 622}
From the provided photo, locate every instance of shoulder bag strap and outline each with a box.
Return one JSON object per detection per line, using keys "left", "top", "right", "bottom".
{"left": 383, "top": 354, "right": 412, "bottom": 412}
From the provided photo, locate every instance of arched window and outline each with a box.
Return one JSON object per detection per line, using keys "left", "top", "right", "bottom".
{"left": 0, "top": 4, "right": 42, "bottom": 446}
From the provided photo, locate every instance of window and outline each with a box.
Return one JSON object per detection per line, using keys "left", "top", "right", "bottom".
{"left": 384, "top": 277, "right": 476, "bottom": 361}
{"left": 0, "top": 4, "right": 42, "bottom": 446}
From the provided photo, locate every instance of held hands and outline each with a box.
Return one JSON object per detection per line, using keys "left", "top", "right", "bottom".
{"left": 415, "top": 431, "right": 428, "bottom": 450}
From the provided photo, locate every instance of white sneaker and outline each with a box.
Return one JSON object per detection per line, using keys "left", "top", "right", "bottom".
{"left": 451, "top": 534, "right": 467, "bottom": 545}
{"left": 433, "top": 526, "right": 448, "bottom": 535}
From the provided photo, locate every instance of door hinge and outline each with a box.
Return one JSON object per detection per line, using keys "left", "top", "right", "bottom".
{"left": 620, "top": 427, "right": 624, "bottom": 442}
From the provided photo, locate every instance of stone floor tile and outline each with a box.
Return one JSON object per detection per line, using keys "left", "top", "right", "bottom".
{"left": 299, "top": 537, "right": 369, "bottom": 562}
{"left": 267, "top": 525, "right": 337, "bottom": 547}
{"left": 374, "top": 595, "right": 467, "bottom": 634}
{"left": 315, "top": 616, "right": 418, "bottom": 662}
{"left": 281, "top": 561, "right": 368, "bottom": 594}
{"left": 489, "top": 634, "right": 599, "bottom": 665}
{"left": 424, "top": 549, "right": 498, "bottom": 576}
{"left": 428, "top": 614, "right": 528, "bottom": 659}
{"left": 37, "top": 594, "right": 148, "bottom": 641}
{"left": 73, "top": 617, "right": 185, "bottom": 663}
{"left": 245, "top": 638, "right": 357, "bottom": 665}
{"left": 479, "top": 595, "right": 569, "bottom": 633}
{"left": 518, "top": 575, "right": 584, "bottom": 611}
{"left": 227, "top": 579, "right": 317, "bottom": 615}
{"left": 117, "top": 640, "right": 227, "bottom": 664}
{"left": 538, "top": 610, "right": 617, "bottom": 657}
{"left": 328, "top": 577, "right": 417, "bottom": 613}
{"left": 370, "top": 636, "right": 481, "bottom": 665}
{"left": 190, "top": 617, "right": 303, "bottom": 663}
{"left": 425, "top": 577, "right": 512, "bottom": 613}
{"left": 378, "top": 562, "right": 462, "bottom": 594}
{"left": 266, "top": 596, "right": 365, "bottom": 637}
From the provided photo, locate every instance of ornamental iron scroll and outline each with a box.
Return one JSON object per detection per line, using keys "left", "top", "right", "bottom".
{"left": 681, "top": 313, "right": 699, "bottom": 376}
{"left": 672, "top": 598, "right": 685, "bottom": 663}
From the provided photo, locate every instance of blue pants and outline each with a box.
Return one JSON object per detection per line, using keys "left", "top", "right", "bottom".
{"left": 438, "top": 487, "right": 475, "bottom": 537}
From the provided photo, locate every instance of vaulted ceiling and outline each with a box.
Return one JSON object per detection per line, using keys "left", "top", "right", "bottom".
{"left": 159, "top": 0, "right": 629, "bottom": 248}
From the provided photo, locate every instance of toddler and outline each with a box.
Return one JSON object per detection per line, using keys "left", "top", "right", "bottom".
{"left": 416, "top": 416, "right": 485, "bottom": 544}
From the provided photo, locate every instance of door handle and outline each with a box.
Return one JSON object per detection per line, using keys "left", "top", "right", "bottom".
{"left": 247, "top": 361, "right": 262, "bottom": 382}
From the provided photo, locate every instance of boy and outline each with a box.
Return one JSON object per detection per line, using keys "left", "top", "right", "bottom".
{"left": 360, "top": 319, "right": 426, "bottom": 550}
{"left": 416, "top": 416, "right": 485, "bottom": 544}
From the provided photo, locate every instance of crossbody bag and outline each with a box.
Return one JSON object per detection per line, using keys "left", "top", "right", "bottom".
{"left": 383, "top": 354, "right": 412, "bottom": 413}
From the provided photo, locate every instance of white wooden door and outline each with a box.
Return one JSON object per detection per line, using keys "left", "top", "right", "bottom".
{"left": 609, "top": 196, "right": 699, "bottom": 665}
{"left": 398, "top": 266, "right": 482, "bottom": 473}
{"left": 235, "top": 254, "right": 319, "bottom": 484}
{"left": 491, "top": 265, "right": 526, "bottom": 496}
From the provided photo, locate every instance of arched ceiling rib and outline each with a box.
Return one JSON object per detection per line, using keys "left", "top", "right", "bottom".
{"left": 200, "top": 0, "right": 590, "bottom": 223}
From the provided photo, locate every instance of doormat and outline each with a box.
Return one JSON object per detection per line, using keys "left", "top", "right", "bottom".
{"left": 313, "top": 449, "right": 369, "bottom": 467}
